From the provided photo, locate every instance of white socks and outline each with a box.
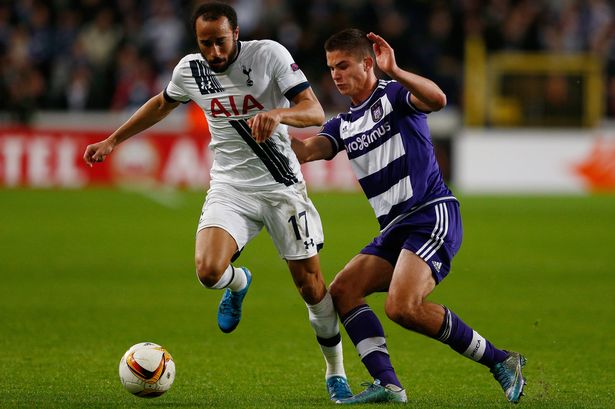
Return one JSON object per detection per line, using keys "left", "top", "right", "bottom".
{"left": 306, "top": 292, "right": 346, "bottom": 379}
{"left": 320, "top": 343, "right": 346, "bottom": 379}
{"left": 208, "top": 265, "right": 247, "bottom": 292}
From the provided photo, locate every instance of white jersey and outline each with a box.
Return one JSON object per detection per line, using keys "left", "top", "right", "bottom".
{"left": 165, "top": 40, "right": 309, "bottom": 189}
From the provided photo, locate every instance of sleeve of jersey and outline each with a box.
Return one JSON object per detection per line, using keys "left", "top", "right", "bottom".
{"left": 317, "top": 117, "right": 344, "bottom": 160}
{"left": 163, "top": 61, "right": 191, "bottom": 104}
{"left": 266, "top": 41, "right": 310, "bottom": 100}
{"left": 391, "top": 81, "right": 429, "bottom": 115}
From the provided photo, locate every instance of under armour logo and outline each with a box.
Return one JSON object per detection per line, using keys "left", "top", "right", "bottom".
{"left": 304, "top": 238, "right": 314, "bottom": 249}
{"left": 242, "top": 65, "right": 253, "bottom": 87}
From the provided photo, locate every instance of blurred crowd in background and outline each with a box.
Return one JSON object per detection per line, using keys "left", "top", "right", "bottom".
{"left": 2, "top": 0, "right": 615, "bottom": 124}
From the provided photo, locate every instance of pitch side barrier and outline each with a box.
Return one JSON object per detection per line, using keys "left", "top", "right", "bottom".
{"left": 0, "top": 104, "right": 459, "bottom": 190}
{"left": 0, "top": 126, "right": 358, "bottom": 190}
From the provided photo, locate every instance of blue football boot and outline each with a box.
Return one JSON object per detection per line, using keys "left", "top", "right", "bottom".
{"left": 217, "top": 268, "right": 252, "bottom": 333}
{"left": 490, "top": 351, "right": 527, "bottom": 403}
{"left": 336, "top": 379, "right": 407, "bottom": 404}
{"left": 326, "top": 375, "right": 352, "bottom": 401}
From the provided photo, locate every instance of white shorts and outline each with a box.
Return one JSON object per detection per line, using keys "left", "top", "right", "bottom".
{"left": 197, "top": 182, "right": 324, "bottom": 260}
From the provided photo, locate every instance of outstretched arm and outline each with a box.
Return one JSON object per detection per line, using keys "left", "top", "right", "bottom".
{"left": 248, "top": 87, "right": 325, "bottom": 143}
{"left": 367, "top": 32, "right": 447, "bottom": 112}
{"left": 83, "top": 92, "right": 180, "bottom": 166}
{"left": 291, "top": 135, "right": 335, "bottom": 164}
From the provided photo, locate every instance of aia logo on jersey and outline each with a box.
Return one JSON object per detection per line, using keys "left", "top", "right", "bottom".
{"left": 210, "top": 95, "right": 264, "bottom": 117}
{"left": 290, "top": 63, "right": 300, "bottom": 72}
{"left": 242, "top": 65, "right": 253, "bottom": 87}
{"left": 370, "top": 99, "right": 384, "bottom": 122}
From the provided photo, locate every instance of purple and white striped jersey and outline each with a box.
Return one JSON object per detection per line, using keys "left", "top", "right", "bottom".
{"left": 319, "top": 79, "right": 457, "bottom": 230}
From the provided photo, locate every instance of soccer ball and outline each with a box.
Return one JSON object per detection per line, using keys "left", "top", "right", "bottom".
{"left": 118, "top": 342, "right": 176, "bottom": 398}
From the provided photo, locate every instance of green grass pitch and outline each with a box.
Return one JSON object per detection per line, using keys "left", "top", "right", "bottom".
{"left": 1, "top": 189, "right": 614, "bottom": 408}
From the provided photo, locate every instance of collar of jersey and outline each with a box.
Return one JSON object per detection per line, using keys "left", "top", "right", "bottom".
{"left": 227, "top": 41, "right": 242, "bottom": 68}
{"left": 350, "top": 79, "right": 385, "bottom": 112}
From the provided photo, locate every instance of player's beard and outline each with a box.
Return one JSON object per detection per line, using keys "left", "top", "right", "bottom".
{"left": 207, "top": 40, "right": 238, "bottom": 73}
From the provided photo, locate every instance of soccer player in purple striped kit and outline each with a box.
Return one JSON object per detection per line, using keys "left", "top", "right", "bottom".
{"left": 292, "top": 29, "right": 526, "bottom": 404}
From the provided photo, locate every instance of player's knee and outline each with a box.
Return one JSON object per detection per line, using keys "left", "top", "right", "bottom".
{"left": 194, "top": 255, "right": 226, "bottom": 287}
{"left": 329, "top": 277, "right": 352, "bottom": 308}
{"left": 384, "top": 298, "right": 422, "bottom": 328}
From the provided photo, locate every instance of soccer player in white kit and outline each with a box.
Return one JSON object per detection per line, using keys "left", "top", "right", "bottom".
{"left": 83, "top": 2, "right": 351, "bottom": 401}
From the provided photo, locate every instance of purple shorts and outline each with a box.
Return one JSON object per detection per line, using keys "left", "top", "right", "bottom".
{"left": 361, "top": 200, "right": 463, "bottom": 284}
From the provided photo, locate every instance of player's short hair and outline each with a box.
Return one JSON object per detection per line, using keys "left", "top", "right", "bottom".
{"left": 324, "top": 29, "right": 374, "bottom": 61}
{"left": 192, "top": 2, "right": 238, "bottom": 34}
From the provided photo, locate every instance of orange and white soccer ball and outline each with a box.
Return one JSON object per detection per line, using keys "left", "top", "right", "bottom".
{"left": 118, "top": 342, "right": 175, "bottom": 398}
